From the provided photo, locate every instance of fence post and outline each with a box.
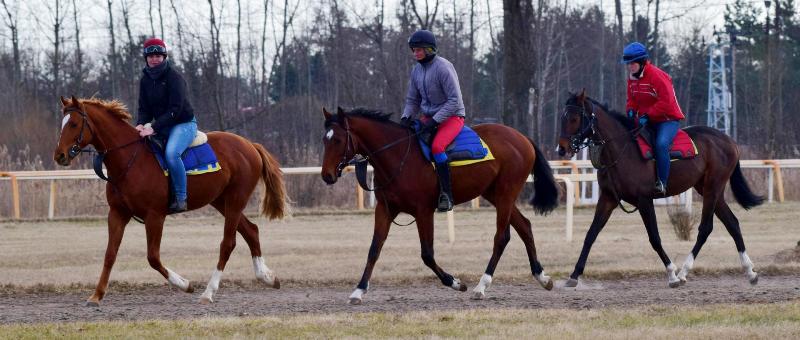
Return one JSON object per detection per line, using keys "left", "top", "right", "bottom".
{"left": 356, "top": 184, "right": 364, "bottom": 210}
{"left": 49, "top": 180, "right": 57, "bottom": 219}
{"left": 764, "top": 160, "right": 784, "bottom": 203}
{"left": 447, "top": 210, "right": 455, "bottom": 244}
{"left": 0, "top": 172, "right": 21, "bottom": 220}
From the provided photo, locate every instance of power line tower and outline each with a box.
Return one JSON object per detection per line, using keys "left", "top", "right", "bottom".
{"left": 706, "top": 41, "right": 733, "bottom": 137}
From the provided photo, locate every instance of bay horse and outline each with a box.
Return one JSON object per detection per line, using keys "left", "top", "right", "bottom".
{"left": 53, "top": 96, "right": 287, "bottom": 305}
{"left": 557, "top": 91, "right": 764, "bottom": 288}
{"left": 320, "top": 107, "right": 559, "bottom": 304}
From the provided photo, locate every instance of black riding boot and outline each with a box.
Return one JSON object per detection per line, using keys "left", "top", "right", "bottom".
{"left": 654, "top": 180, "right": 667, "bottom": 196}
{"left": 169, "top": 198, "right": 188, "bottom": 213}
{"left": 435, "top": 162, "right": 454, "bottom": 212}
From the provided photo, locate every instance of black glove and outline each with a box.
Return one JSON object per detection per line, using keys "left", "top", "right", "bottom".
{"left": 400, "top": 117, "right": 413, "bottom": 128}
{"left": 421, "top": 119, "right": 439, "bottom": 132}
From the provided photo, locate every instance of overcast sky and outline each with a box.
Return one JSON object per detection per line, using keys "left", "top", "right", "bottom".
{"left": 0, "top": 0, "right": 778, "bottom": 70}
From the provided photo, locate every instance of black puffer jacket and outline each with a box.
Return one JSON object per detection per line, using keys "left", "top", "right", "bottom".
{"left": 136, "top": 61, "right": 195, "bottom": 135}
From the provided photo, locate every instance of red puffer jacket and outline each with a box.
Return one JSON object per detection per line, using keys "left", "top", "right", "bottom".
{"left": 625, "top": 62, "right": 685, "bottom": 123}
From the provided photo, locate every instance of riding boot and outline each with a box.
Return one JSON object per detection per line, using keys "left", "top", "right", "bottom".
{"left": 654, "top": 180, "right": 667, "bottom": 196}
{"left": 435, "top": 162, "right": 454, "bottom": 212}
{"left": 169, "top": 198, "right": 188, "bottom": 213}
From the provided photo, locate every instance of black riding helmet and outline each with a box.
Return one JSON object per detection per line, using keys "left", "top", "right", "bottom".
{"left": 408, "top": 30, "right": 437, "bottom": 53}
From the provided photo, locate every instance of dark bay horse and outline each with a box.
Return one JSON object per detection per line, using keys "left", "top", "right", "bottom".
{"left": 53, "top": 96, "right": 287, "bottom": 305}
{"left": 557, "top": 91, "right": 764, "bottom": 288}
{"left": 320, "top": 107, "right": 559, "bottom": 304}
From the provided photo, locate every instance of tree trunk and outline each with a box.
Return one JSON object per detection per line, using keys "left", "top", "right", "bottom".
{"left": 502, "top": 0, "right": 533, "bottom": 129}
{"left": 235, "top": 0, "right": 242, "bottom": 111}
{"left": 106, "top": 0, "right": 117, "bottom": 98}
{"left": 72, "top": 0, "right": 83, "bottom": 94}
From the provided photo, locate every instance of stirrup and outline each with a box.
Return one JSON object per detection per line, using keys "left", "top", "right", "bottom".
{"left": 437, "top": 193, "right": 453, "bottom": 212}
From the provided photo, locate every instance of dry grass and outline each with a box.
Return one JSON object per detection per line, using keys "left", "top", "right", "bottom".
{"left": 2, "top": 302, "right": 799, "bottom": 339}
{"left": 667, "top": 205, "right": 698, "bottom": 241}
{"left": 1, "top": 202, "right": 799, "bottom": 289}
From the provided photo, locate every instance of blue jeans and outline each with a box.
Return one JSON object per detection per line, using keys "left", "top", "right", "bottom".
{"left": 653, "top": 120, "right": 680, "bottom": 185}
{"left": 165, "top": 119, "right": 197, "bottom": 201}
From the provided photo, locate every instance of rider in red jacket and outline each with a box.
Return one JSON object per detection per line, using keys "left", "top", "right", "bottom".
{"left": 623, "top": 42, "right": 685, "bottom": 195}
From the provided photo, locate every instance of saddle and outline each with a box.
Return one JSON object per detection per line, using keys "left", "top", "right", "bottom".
{"left": 147, "top": 130, "right": 222, "bottom": 176}
{"left": 636, "top": 126, "right": 697, "bottom": 161}
{"left": 414, "top": 123, "right": 494, "bottom": 166}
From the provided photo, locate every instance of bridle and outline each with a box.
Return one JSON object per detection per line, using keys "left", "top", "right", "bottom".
{"left": 331, "top": 116, "right": 418, "bottom": 192}
{"left": 62, "top": 106, "right": 144, "bottom": 182}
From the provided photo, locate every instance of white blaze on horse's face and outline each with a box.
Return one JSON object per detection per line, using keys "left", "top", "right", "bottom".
{"left": 61, "top": 114, "right": 71, "bottom": 132}
{"left": 325, "top": 129, "right": 334, "bottom": 140}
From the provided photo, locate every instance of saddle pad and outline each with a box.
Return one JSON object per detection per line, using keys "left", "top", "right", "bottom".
{"left": 417, "top": 126, "right": 494, "bottom": 167}
{"left": 151, "top": 142, "right": 222, "bottom": 176}
{"left": 636, "top": 129, "right": 697, "bottom": 161}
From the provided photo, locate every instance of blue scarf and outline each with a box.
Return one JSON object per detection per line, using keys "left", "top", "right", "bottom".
{"left": 144, "top": 60, "right": 170, "bottom": 80}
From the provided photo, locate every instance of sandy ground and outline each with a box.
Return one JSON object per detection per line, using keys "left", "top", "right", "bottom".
{"left": 1, "top": 202, "right": 798, "bottom": 324}
{"left": 1, "top": 274, "right": 798, "bottom": 324}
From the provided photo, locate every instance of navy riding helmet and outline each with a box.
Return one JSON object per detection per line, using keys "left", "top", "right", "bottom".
{"left": 621, "top": 42, "right": 649, "bottom": 64}
{"left": 408, "top": 30, "right": 437, "bottom": 52}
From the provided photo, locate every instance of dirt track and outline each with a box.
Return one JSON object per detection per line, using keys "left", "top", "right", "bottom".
{"left": 2, "top": 274, "right": 798, "bottom": 324}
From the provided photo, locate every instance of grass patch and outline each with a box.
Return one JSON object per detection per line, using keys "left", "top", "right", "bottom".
{"left": 2, "top": 302, "right": 799, "bottom": 339}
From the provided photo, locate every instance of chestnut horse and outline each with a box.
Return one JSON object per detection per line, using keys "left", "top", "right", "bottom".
{"left": 320, "top": 107, "right": 559, "bottom": 304}
{"left": 53, "top": 96, "right": 287, "bottom": 305}
{"left": 557, "top": 91, "right": 764, "bottom": 288}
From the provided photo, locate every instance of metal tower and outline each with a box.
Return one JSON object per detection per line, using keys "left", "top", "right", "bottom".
{"left": 707, "top": 43, "right": 732, "bottom": 136}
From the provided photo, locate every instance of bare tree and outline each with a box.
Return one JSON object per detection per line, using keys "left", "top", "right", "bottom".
{"left": 105, "top": 0, "right": 118, "bottom": 98}
{"left": 208, "top": 0, "right": 225, "bottom": 129}
{"left": 1, "top": 0, "right": 21, "bottom": 112}
{"left": 260, "top": 0, "right": 269, "bottom": 106}
{"left": 168, "top": 0, "right": 184, "bottom": 60}
{"left": 158, "top": 0, "right": 164, "bottom": 38}
{"left": 235, "top": 0, "right": 242, "bottom": 111}
{"left": 148, "top": 0, "right": 156, "bottom": 37}
{"left": 409, "top": 0, "right": 439, "bottom": 29}
{"left": 630, "top": 0, "right": 637, "bottom": 41}
{"left": 502, "top": 0, "right": 534, "bottom": 128}
{"left": 71, "top": 0, "right": 83, "bottom": 94}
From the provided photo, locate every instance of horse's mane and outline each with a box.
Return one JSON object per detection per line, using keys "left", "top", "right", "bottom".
{"left": 326, "top": 107, "right": 401, "bottom": 128}
{"left": 76, "top": 98, "right": 132, "bottom": 122}
{"left": 566, "top": 93, "right": 634, "bottom": 130}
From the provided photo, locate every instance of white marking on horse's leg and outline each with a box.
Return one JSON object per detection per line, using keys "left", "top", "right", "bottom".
{"left": 677, "top": 254, "right": 694, "bottom": 283}
{"left": 739, "top": 251, "right": 758, "bottom": 285}
{"left": 349, "top": 288, "right": 366, "bottom": 305}
{"left": 450, "top": 277, "right": 463, "bottom": 291}
{"left": 166, "top": 268, "right": 191, "bottom": 292}
{"left": 667, "top": 263, "right": 680, "bottom": 288}
{"left": 471, "top": 274, "right": 492, "bottom": 300}
{"left": 200, "top": 269, "right": 223, "bottom": 303}
{"left": 252, "top": 256, "right": 277, "bottom": 287}
{"left": 535, "top": 271, "right": 554, "bottom": 290}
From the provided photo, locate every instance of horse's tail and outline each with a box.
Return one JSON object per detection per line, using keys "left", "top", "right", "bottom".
{"left": 528, "top": 138, "right": 559, "bottom": 215}
{"left": 253, "top": 143, "right": 288, "bottom": 220}
{"left": 730, "top": 161, "right": 765, "bottom": 210}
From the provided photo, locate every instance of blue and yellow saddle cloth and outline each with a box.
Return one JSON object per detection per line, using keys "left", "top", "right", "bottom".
{"left": 416, "top": 125, "right": 495, "bottom": 166}
{"left": 151, "top": 143, "right": 222, "bottom": 176}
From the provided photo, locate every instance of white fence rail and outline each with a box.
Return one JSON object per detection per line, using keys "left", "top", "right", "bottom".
{"left": 2, "top": 159, "right": 799, "bottom": 243}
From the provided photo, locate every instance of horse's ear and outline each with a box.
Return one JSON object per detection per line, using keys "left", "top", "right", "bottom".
{"left": 60, "top": 96, "right": 69, "bottom": 107}
{"left": 323, "top": 107, "right": 332, "bottom": 120}
{"left": 70, "top": 95, "right": 81, "bottom": 108}
{"left": 578, "top": 88, "right": 587, "bottom": 101}
{"left": 337, "top": 106, "right": 345, "bottom": 115}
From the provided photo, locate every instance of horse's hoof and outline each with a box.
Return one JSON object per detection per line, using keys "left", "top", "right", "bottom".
{"left": 272, "top": 277, "right": 281, "bottom": 289}
{"left": 678, "top": 277, "right": 687, "bottom": 286}
{"left": 749, "top": 273, "right": 759, "bottom": 285}
{"left": 472, "top": 290, "right": 485, "bottom": 300}
{"left": 668, "top": 280, "right": 681, "bottom": 288}
{"left": 458, "top": 283, "right": 468, "bottom": 292}
{"left": 199, "top": 296, "right": 213, "bottom": 304}
{"left": 85, "top": 300, "right": 100, "bottom": 307}
{"left": 543, "top": 279, "right": 554, "bottom": 291}
{"left": 349, "top": 297, "right": 362, "bottom": 305}
{"left": 565, "top": 278, "right": 579, "bottom": 288}
{"left": 185, "top": 283, "right": 195, "bottom": 293}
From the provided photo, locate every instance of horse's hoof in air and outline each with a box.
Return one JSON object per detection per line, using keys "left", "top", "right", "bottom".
{"left": 749, "top": 273, "right": 759, "bottom": 285}
{"left": 349, "top": 297, "right": 362, "bottom": 305}
{"left": 185, "top": 283, "right": 195, "bottom": 293}
{"left": 668, "top": 280, "right": 681, "bottom": 288}
{"left": 85, "top": 300, "right": 100, "bottom": 307}
{"left": 564, "top": 278, "right": 579, "bottom": 288}
{"left": 458, "top": 283, "right": 468, "bottom": 292}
